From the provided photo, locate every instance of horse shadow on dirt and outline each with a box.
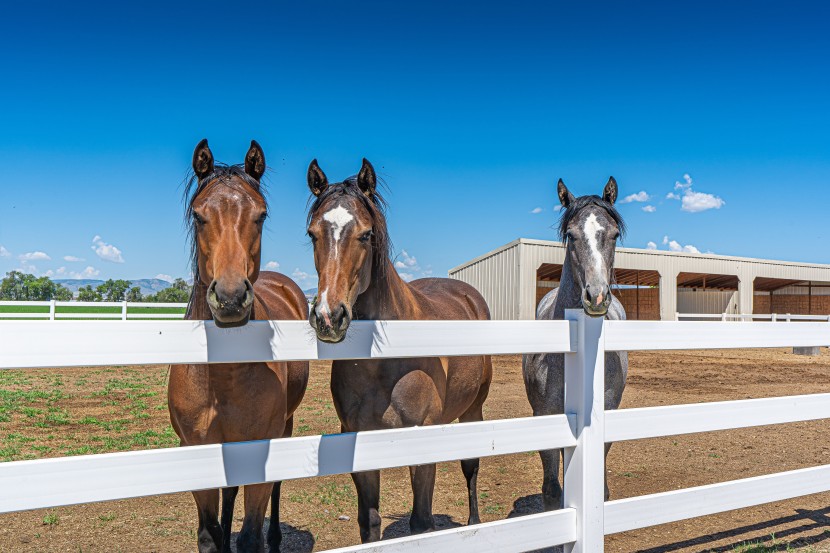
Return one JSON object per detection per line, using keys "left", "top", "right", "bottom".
{"left": 507, "top": 494, "right": 830, "bottom": 552}
{"left": 381, "top": 513, "right": 462, "bottom": 540}
{"left": 507, "top": 494, "right": 564, "bottom": 553}
{"left": 230, "top": 519, "right": 314, "bottom": 553}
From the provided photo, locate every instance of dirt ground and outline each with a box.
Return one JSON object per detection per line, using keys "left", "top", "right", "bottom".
{"left": 2, "top": 348, "right": 830, "bottom": 552}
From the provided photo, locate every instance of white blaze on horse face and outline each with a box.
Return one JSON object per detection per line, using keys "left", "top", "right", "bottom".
{"left": 323, "top": 205, "right": 355, "bottom": 258}
{"left": 317, "top": 289, "right": 332, "bottom": 327}
{"left": 583, "top": 213, "right": 606, "bottom": 296}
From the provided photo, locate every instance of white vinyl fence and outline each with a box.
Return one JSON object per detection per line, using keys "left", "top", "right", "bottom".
{"left": 0, "top": 300, "right": 187, "bottom": 320}
{"left": 1, "top": 312, "right": 830, "bottom": 552}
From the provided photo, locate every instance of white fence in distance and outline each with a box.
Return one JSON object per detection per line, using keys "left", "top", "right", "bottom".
{"left": 1, "top": 314, "right": 830, "bottom": 552}
{"left": 677, "top": 311, "right": 830, "bottom": 322}
{"left": 0, "top": 300, "right": 187, "bottom": 320}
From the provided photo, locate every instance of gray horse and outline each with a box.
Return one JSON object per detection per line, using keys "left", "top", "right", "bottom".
{"left": 522, "top": 176, "right": 629, "bottom": 511}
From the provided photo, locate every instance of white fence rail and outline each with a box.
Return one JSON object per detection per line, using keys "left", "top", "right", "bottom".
{"left": 0, "top": 300, "right": 187, "bottom": 320}
{"left": 1, "top": 314, "right": 830, "bottom": 552}
{"left": 677, "top": 311, "right": 830, "bottom": 322}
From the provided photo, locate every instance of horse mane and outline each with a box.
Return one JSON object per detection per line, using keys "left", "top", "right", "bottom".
{"left": 306, "top": 177, "right": 393, "bottom": 311}
{"left": 183, "top": 164, "right": 268, "bottom": 291}
{"left": 558, "top": 195, "right": 626, "bottom": 242}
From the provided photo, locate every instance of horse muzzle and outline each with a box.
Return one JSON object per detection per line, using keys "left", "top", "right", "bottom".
{"left": 582, "top": 284, "right": 612, "bottom": 317}
{"left": 309, "top": 301, "right": 352, "bottom": 343}
{"left": 207, "top": 278, "right": 255, "bottom": 328}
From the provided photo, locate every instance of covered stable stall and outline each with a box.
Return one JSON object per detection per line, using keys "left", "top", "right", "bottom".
{"left": 449, "top": 238, "right": 830, "bottom": 321}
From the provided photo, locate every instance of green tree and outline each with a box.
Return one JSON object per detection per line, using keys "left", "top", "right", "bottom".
{"left": 53, "top": 284, "right": 73, "bottom": 301}
{"left": 95, "top": 279, "right": 132, "bottom": 302}
{"left": 0, "top": 271, "right": 68, "bottom": 300}
{"left": 125, "top": 286, "right": 143, "bottom": 302}
{"left": 77, "top": 285, "right": 102, "bottom": 302}
{"left": 145, "top": 278, "right": 191, "bottom": 303}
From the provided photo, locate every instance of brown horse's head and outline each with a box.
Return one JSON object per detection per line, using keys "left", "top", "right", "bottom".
{"left": 187, "top": 139, "right": 267, "bottom": 327}
{"left": 305, "top": 158, "right": 389, "bottom": 343}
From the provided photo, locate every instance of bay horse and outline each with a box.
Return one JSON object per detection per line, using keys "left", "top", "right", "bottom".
{"left": 523, "top": 177, "right": 629, "bottom": 511}
{"left": 305, "top": 159, "right": 493, "bottom": 542}
{"left": 168, "top": 139, "right": 309, "bottom": 553}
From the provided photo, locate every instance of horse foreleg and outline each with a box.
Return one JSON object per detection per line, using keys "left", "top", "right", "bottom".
{"left": 266, "top": 481, "right": 283, "bottom": 551}
{"left": 236, "top": 482, "right": 273, "bottom": 553}
{"left": 539, "top": 448, "right": 563, "bottom": 511}
{"left": 352, "top": 470, "right": 381, "bottom": 543}
{"left": 220, "top": 486, "right": 239, "bottom": 553}
{"left": 458, "top": 392, "right": 487, "bottom": 525}
{"left": 408, "top": 463, "right": 436, "bottom": 535}
{"left": 193, "top": 489, "right": 223, "bottom": 553}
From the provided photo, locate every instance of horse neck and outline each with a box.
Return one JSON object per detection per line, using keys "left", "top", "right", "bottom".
{"left": 553, "top": 255, "right": 584, "bottom": 317}
{"left": 353, "top": 258, "right": 418, "bottom": 320}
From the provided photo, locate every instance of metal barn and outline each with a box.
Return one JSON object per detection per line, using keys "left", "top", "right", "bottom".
{"left": 448, "top": 238, "right": 830, "bottom": 321}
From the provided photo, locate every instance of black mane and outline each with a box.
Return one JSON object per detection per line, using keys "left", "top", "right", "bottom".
{"left": 183, "top": 164, "right": 267, "bottom": 282}
{"left": 307, "top": 177, "right": 393, "bottom": 310}
{"left": 558, "top": 195, "right": 626, "bottom": 242}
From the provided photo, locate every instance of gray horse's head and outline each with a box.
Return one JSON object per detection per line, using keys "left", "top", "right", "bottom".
{"left": 557, "top": 177, "right": 625, "bottom": 317}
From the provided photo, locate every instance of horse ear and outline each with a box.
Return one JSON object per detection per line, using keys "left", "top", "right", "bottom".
{"left": 244, "top": 140, "right": 266, "bottom": 181}
{"left": 602, "top": 176, "right": 618, "bottom": 205}
{"left": 307, "top": 159, "right": 328, "bottom": 196}
{"left": 557, "top": 178, "right": 574, "bottom": 208}
{"left": 358, "top": 158, "right": 377, "bottom": 197}
{"left": 192, "top": 139, "right": 214, "bottom": 180}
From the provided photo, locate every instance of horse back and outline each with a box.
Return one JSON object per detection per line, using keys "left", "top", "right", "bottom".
{"left": 408, "top": 277, "right": 490, "bottom": 321}
{"left": 253, "top": 271, "right": 309, "bottom": 321}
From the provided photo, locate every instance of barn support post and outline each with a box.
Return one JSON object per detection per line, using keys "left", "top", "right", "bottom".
{"left": 659, "top": 270, "right": 678, "bottom": 321}
{"left": 563, "top": 309, "right": 606, "bottom": 552}
{"left": 737, "top": 271, "right": 755, "bottom": 321}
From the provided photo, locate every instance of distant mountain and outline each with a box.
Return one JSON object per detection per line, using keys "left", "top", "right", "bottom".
{"left": 54, "top": 278, "right": 174, "bottom": 296}
{"left": 303, "top": 287, "right": 317, "bottom": 300}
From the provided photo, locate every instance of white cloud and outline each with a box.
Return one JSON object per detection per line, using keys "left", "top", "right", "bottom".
{"left": 642, "top": 205, "right": 656, "bottom": 213}
{"left": 19, "top": 251, "right": 50, "bottom": 262}
{"left": 668, "top": 173, "right": 724, "bottom": 213}
{"left": 674, "top": 173, "right": 693, "bottom": 190}
{"left": 646, "top": 241, "right": 657, "bottom": 250}
{"left": 91, "top": 235, "right": 124, "bottom": 263}
{"left": 666, "top": 238, "right": 701, "bottom": 254}
{"left": 56, "top": 267, "right": 67, "bottom": 276}
{"left": 69, "top": 266, "right": 100, "bottom": 279}
{"left": 662, "top": 235, "right": 669, "bottom": 245}
{"left": 553, "top": 205, "right": 563, "bottom": 211}
{"left": 0, "top": 245, "right": 10, "bottom": 257}
{"left": 265, "top": 260, "right": 280, "bottom": 270}
{"left": 394, "top": 250, "right": 433, "bottom": 281}
{"left": 681, "top": 190, "right": 725, "bottom": 213}
{"left": 530, "top": 207, "right": 543, "bottom": 214}
{"left": 63, "top": 255, "right": 84, "bottom": 262}
{"left": 621, "top": 191, "right": 650, "bottom": 203}
{"left": 291, "top": 268, "right": 317, "bottom": 287}
{"left": 398, "top": 272, "right": 415, "bottom": 282}
{"left": 155, "top": 273, "right": 173, "bottom": 282}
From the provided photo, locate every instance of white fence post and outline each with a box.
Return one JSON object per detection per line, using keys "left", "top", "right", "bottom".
{"left": 563, "top": 309, "right": 606, "bottom": 552}
{"left": 49, "top": 300, "right": 56, "bottom": 321}
{"left": 121, "top": 300, "right": 128, "bottom": 321}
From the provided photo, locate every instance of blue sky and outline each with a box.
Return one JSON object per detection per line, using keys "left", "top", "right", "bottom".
{"left": 1, "top": 2, "right": 828, "bottom": 289}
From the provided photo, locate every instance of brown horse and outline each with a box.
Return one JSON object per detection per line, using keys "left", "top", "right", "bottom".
{"left": 305, "top": 159, "right": 493, "bottom": 542}
{"left": 168, "top": 139, "right": 309, "bottom": 553}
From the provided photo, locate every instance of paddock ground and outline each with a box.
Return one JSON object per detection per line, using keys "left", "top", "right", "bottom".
{"left": 1, "top": 348, "right": 830, "bottom": 552}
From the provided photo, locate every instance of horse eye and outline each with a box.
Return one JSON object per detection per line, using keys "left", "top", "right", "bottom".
{"left": 307, "top": 231, "right": 317, "bottom": 243}
{"left": 255, "top": 212, "right": 267, "bottom": 225}
{"left": 193, "top": 213, "right": 205, "bottom": 225}
{"left": 359, "top": 230, "right": 373, "bottom": 243}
